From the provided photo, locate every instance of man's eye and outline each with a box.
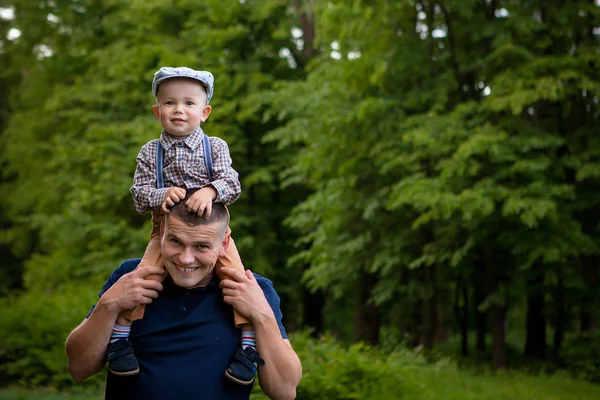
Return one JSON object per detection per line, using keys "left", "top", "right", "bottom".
{"left": 170, "top": 239, "right": 181, "bottom": 245}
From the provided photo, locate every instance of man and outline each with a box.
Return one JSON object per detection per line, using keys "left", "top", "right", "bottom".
{"left": 65, "top": 190, "right": 302, "bottom": 399}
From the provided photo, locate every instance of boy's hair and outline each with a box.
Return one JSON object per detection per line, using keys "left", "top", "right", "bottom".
{"left": 167, "top": 189, "right": 228, "bottom": 237}
{"left": 152, "top": 67, "right": 214, "bottom": 104}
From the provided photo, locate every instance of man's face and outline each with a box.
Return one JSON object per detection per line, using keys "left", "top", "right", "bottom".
{"left": 160, "top": 215, "right": 228, "bottom": 289}
{"left": 152, "top": 78, "right": 212, "bottom": 138}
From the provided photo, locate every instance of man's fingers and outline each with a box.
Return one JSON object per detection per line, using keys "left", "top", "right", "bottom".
{"left": 141, "top": 288, "right": 160, "bottom": 299}
{"left": 221, "top": 288, "right": 235, "bottom": 297}
{"left": 245, "top": 270, "right": 255, "bottom": 282}
{"left": 137, "top": 266, "right": 165, "bottom": 278}
{"left": 176, "top": 188, "right": 186, "bottom": 198}
{"left": 219, "top": 267, "right": 246, "bottom": 282}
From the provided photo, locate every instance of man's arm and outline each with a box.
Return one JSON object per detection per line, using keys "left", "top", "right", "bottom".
{"left": 65, "top": 266, "right": 164, "bottom": 382}
{"left": 130, "top": 141, "right": 169, "bottom": 214}
{"left": 220, "top": 268, "right": 302, "bottom": 400}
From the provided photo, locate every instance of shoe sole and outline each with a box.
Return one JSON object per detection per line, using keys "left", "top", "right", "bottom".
{"left": 224, "top": 370, "right": 254, "bottom": 386}
{"left": 109, "top": 367, "right": 140, "bottom": 376}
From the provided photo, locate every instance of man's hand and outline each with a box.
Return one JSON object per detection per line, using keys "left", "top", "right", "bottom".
{"left": 101, "top": 266, "right": 165, "bottom": 314}
{"left": 161, "top": 187, "right": 186, "bottom": 213}
{"left": 219, "top": 268, "right": 274, "bottom": 323}
{"left": 185, "top": 186, "right": 218, "bottom": 218}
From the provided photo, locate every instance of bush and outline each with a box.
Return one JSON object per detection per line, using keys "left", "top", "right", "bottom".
{"left": 561, "top": 332, "right": 600, "bottom": 382}
{"left": 0, "top": 284, "right": 104, "bottom": 388}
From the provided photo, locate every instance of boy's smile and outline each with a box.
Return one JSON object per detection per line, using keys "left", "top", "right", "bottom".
{"left": 152, "top": 78, "right": 212, "bottom": 138}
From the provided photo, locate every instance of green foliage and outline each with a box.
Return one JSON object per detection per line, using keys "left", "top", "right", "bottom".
{"left": 561, "top": 333, "right": 600, "bottom": 383}
{"left": 0, "top": 284, "right": 104, "bottom": 388}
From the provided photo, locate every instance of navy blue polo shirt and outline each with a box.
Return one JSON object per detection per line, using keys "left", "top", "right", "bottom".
{"left": 93, "top": 259, "right": 287, "bottom": 400}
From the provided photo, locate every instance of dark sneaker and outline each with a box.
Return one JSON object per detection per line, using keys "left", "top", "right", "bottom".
{"left": 225, "top": 347, "right": 265, "bottom": 385}
{"left": 106, "top": 338, "right": 139, "bottom": 376}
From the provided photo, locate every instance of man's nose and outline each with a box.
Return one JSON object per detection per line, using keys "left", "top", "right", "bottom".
{"left": 178, "top": 247, "right": 195, "bottom": 264}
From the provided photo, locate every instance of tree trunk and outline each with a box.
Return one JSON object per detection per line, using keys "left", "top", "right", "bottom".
{"left": 420, "top": 266, "right": 437, "bottom": 351}
{"left": 353, "top": 271, "right": 380, "bottom": 345}
{"left": 302, "top": 287, "right": 324, "bottom": 337}
{"left": 581, "top": 256, "right": 598, "bottom": 333}
{"left": 524, "top": 273, "right": 546, "bottom": 359}
{"left": 474, "top": 265, "right": 487, "bottom": 353}
{"left": 436, "top": 292, "right": 450, "bottom": 343}
{"left": 553, "top": 277, "right": 567, "bottom": 360}
{"left": 489, "top": 306, "right": 507, "bottom": 370}
{"left": 483, "top": 243, "right": 507, "bottom": 370}
{"left": 454, "top": 284, "right": 469, "bottom": 356}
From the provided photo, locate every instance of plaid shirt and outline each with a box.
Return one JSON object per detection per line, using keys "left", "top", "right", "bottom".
{"left": 130, "top": 127, "right": 241, "bottom": 214}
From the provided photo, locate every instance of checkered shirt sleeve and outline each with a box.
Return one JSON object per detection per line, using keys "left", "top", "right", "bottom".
{"left": 208, "top": 137, "right": 242, "bottom": 205}
{"left": 130, "top": 140, "right": 169, "bottom": 214}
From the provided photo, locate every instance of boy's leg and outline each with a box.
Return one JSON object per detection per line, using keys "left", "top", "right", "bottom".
{"left": 108, "top": 215, "right": 166, "bottom": 376}
{"left": 217, "top": 222, "right": 263, "bottom": 386}
{"left": 215, "top": 231, "right": 250, "bottom": 328}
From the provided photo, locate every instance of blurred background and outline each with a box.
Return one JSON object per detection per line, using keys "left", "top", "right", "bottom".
{"left": 1, "top": 0, "right": 600, "bottom": 399}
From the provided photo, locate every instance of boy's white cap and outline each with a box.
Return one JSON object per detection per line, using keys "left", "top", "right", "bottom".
{"left": 152, "top": 67, "right": 214, "bottom": 104}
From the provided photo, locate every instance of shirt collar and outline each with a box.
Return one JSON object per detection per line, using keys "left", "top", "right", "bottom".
{"left": 162, "top": 272, "right": 220, "bottom": 295}
{"left": 159, "top": 127, "right": 204, "bottom": 151}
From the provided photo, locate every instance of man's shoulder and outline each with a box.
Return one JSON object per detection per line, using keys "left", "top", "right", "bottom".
{"left": 116, "top": 258, "right": 142, "bottom": 274}
{"left": 99, "top": 259, "right": 142, "bottom": 297}
{"left": 252, "top": 273, "right": 279, "bottom": 299}
{"left": 252, "top": 272, "right": 273, "bottom": 288}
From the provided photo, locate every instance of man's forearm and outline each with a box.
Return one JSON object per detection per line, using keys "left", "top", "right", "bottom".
{"left": 66, "top": 300, "right": 119, "bottom": 382}
{"left": 255, "top": 315, "right": 302, "bottom": 400}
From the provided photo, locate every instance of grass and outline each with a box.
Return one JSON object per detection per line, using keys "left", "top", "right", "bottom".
{"left": 3, "top": 331, "right": 600, "bottom": 400}
{"left": 0, "top": 387, "right": 101, "bottom": 400}
{"left": 2, "top": 370, "right": 599, "bottom": 400}
{"left": 401, "top": 366, "right": 600, "bottom": 400}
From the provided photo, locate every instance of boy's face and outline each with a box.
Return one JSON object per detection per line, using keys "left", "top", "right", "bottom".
{"left": 152, "top": 78, "right": 212, "bottom": 138}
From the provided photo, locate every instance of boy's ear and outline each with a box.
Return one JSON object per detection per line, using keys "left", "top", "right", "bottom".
{"left": 200, "top": 105, "right": 212, "bottom": 123}
{"left": 152, "top": 105, "right": 160, "bottom": 120}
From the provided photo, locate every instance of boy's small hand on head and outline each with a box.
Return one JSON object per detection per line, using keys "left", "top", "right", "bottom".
{"left": 185, "top": 186, "right": 217, "bottom": 218}
{"left": 161, "top": 187, "right": 186, "bottom": 213}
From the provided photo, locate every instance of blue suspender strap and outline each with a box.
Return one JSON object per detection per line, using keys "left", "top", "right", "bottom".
{"left": 203, "top": 133, "right": 213, "bottom": 181}
{"left": 156, "top": 140, "right": 165, "bottom": 189}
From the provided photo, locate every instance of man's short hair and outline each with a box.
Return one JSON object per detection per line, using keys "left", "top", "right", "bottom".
{"left": 167, "top": 189, "right": 228, "bottom": 237}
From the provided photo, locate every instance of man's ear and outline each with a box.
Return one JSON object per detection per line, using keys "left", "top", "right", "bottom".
{"left": 200, "top": 105, "right": 212, "bottom": 122}
{"left": 218, "top": 229, "right": 231, "bottom": 258}
{"left": 152, "top": 105, "right": 160, "bottom": 120}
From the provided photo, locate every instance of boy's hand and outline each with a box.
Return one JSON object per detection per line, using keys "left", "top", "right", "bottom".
{"left": 161, "top": 187, "right": 186, "bottom": 213}
{"left": 186, "top": 186, "right": 217, "bottom": 218}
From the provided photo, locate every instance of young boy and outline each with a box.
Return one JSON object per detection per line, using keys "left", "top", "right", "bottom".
{"left": 106, "top": 67, "right": 262, "bottom": 386}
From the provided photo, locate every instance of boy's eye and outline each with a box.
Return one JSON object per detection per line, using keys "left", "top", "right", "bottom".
{"left": 165, "top": 101, "right": 174, "bottom": 105}
{"left": 186, "top": 101, "right": 195, "bottom": 106}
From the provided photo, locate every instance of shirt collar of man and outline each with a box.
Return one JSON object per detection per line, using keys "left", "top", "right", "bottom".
{"left": 159, "top": 127, "right": 205, "bottom": 151}
{"left": 162, "top": 271, "right": 220, "bottom": 294}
